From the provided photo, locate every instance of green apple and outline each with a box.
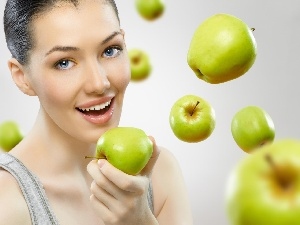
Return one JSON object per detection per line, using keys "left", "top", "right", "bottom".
{"left": 169, "top": 94, "right": 216, "bottom": 143}
{"left": 231, "top": 105, "right": 275, "bottom": 153}
{"left": 94, "top": 127, "right": 153, "bottom": 175}
{"left": 128, "top": 48, "right": 152, "bottom": 81}
{"left": 225, "top": 139, "right": 300, "bottom": 225}
{"left": 135, "top": 0, "right": 165, "bottom": 21}
{"left": 187, "top": 13, "right": 257, "bottom": 84}
{"left": 0, "top": 120, "right": 23, "bottom": 152}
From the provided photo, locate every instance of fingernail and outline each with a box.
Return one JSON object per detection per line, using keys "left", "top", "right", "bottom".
{"left": 98, "top": 159, "right": 105, "bottom": 168}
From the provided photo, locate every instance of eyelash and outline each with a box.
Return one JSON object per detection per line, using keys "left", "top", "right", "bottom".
{"left": 103, "top": 45, "right": 123, "bottom": 58}
{"left": 54, "top": 59, "right": 75, "bottom": 70}
{"left": 54, "top": 46, "right": 123, "bottom": 70}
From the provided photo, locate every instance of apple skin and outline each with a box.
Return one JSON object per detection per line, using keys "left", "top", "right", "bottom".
{"left": 225, "top": 139, "right": 300, "bottom": 225}
{"left": 0, "top": 120, "right": 23, "bottom": 152}
{"left": 231, "top": 105, "right": 275, "bottom": 153}
{"left": 187, "top": 13, "right": 257, "bottom": 84}
{"left": 135, "top": 0, "right": 165, "bottom": 21}
{"left": 96, "top": 127, "right": 153, "bottom": 175}
{"left": 169, "top": 94, "right": 216, "bottom": 143}
{"left": 128, "top": 48, "right": 152, "bottom": 81}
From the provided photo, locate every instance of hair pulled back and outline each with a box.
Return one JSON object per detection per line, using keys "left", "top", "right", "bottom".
{"left": 4, "top": 0, "right": 119, "bottom": 65}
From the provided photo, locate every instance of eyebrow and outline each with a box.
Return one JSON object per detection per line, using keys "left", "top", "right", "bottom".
{"left": 101, "top": 31, "right": 122, "bottom": 45}
{"left": 45, "top": 31, "right": 122, "bottom": 57}
{"left": 45, "top": 46, "right": 79, "bottom": 56}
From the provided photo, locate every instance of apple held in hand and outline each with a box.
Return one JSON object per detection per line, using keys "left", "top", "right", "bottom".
{"left": 169, "top": 94, "right": 216, "bottom": 143}
{"left": 0, "top": 120, "right": 23, "bottom": 152}
{"left": 128, "top": 48, "right": 152, "bottom": 81}
{"left": 187, "top": 13, "right": 257, "bottom": 84}
{"left": 231, "top": 105, "right": 275, "bottom": 153}
{"left": 94, "top": 127, "right": 153, "bottom": 175}
{"left": 135, "top": 0, "right": 165, "bottom": 21}
{"left": 225, "top": 139, "right": 300, "bottom": 225}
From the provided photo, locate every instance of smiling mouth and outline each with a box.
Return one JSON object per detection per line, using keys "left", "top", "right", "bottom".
{"left": 76, "top": 99, "right": 113, "bottom": 116}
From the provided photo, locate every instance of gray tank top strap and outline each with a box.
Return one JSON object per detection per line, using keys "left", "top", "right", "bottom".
{"left": 147, "top": 179, "right": 154, "bottom": 213}
{"left": 0, "top": 153, "right": 60, "bottom": 225}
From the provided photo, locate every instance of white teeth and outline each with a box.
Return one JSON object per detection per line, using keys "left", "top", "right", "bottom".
{"left": 79, "top": 100, "right": 111, "bottom": 112}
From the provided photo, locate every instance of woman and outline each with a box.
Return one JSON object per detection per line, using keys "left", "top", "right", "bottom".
{"left": 0, "top": 0, "right": 193, "bottom": 224}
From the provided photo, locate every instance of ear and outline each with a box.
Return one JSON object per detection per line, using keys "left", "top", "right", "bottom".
{"left": 8, "top": 58, "right": 36, "bottom": 96}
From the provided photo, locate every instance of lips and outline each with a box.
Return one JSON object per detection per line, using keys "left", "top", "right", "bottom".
{"left": 76, "top": 97, "right": 114, "bottom": 124}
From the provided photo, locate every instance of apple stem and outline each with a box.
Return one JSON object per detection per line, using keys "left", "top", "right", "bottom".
{"left": 132, "top": 52, "right": 142, "bottom": 64}
{"left": 190, "top": 101, "right": 200, "bottom": 116}
{"left": 251, "top": 28, "right": 255, "bottom": 31}
{"left": 265, "top": 154, "right": 289, "bottom": 189}
{"left": 84, "top": 156, "right": 106, "bottom": 160}
{"left": 265, "top": 154, "right": 276, "bottom": 170}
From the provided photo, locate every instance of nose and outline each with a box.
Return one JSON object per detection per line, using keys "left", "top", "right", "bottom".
{"left": 83, "top": 61, "right": 110, "bottom": 94}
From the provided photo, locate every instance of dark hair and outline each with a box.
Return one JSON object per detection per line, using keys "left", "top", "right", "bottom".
{"left": 3, "top": 0, "right": 119, "bottom": 65}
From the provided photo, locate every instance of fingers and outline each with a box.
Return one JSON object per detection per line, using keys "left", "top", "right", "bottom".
{"left": 98, "top": 159, "right": 147, "bottom": 194}
{"left": 141, "top": 136, "right": 161, "bottom": 177}
{"left": 89, "top": 194, "right": 120, "bottom": 224}
{"left": 87, "top": 159, "right": 150, "bottom": 220}
{"left": 87, "top": 160, "right": 123, "bottom": 200}
{"left": 90, "top": 180, "right": 117, "bottom": 211}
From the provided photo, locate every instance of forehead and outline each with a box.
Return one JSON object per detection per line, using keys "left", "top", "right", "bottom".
{"left": 30, "top": 0, "right": 119, "bottom": 52}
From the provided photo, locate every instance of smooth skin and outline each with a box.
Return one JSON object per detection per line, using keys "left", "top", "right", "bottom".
{"left": 0, "top": 0, "right": 193, "bottom": 225}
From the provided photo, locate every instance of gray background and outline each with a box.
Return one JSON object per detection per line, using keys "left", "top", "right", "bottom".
{"left": 1, "top": 0, "right": 300, "bottom": 224}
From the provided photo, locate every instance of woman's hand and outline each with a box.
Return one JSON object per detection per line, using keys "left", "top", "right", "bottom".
{"left": 87, "top": 136, "right": 160, "bottom": 225}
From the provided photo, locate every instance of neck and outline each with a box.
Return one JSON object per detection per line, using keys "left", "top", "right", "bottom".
{"left": 13, "top": 107, "right": 97, "bottom": 178}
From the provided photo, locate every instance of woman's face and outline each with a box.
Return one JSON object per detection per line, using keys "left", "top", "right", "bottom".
{"left": 25, "top": 0, "right": 130, "bottom": 143}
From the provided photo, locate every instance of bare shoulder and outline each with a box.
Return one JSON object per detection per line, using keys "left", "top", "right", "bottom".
{"left": 0, "top": 169, "right": 31, "bottom": 225}
{"left": 152, "top": 146, "right": 182, "bottom": 178}
{"left": 151, "top": 146, "right": 182, "bottom": 199}
{"left": 151, "top": 147, "right": 193, "bottom": 224}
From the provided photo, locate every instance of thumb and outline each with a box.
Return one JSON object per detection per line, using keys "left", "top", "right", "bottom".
{"left": 141, "top": 136, "right": 161, "bottom": 177}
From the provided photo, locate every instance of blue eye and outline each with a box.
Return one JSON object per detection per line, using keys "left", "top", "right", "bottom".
{"left": 103, "top": 46, "right": 122, "bottom": 58}
{"left": 55, "top": 59, "right": 75, "bottom": 70}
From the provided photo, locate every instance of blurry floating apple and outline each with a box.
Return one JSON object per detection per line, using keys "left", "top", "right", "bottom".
{"left": 86, "top": 127, "right": 153, "bottom": 175}
{"left": 225, "top": 139, "right": 300, "bottom": 225}
{"left": 187, "top": 13, "right": 257, "bottom": 84}
{"left": 169, "top": 94, "right": 216, "bottom": 143}
{"left": 128, "top": 48, "right": 152, "bottom": 82}
{"left": 135, "top": 0, "right": 165, "bottom": 21}
{"left": 231, "top": 105, "right": 275, "bottom": 153}
{"left": 0, "top": 120, "right": 23, "bottom": 152}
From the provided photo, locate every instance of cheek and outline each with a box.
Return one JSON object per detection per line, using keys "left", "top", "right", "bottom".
{"left": 108, "top": 57, "right": 131, "bottom": 92}
{"left": 33, "top": 76, "right": 77, "bottom": 108}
